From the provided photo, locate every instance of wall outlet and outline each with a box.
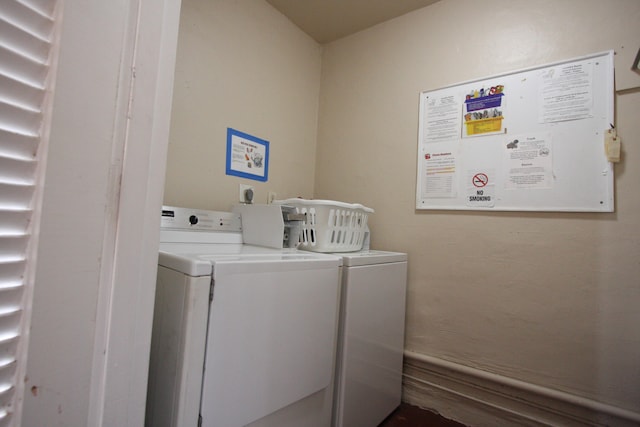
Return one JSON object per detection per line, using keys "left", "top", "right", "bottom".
{"left": 239, "top": 184, "right": 255, "bottom": 203}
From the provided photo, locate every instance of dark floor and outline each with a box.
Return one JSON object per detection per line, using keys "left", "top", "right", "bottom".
{"left": 379, "top": 403, "right": 467, "bottom": 427}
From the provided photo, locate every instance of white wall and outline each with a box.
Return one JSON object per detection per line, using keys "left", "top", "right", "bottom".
{"left": 315, "top": 0, "right": 640, "bottom": 421}
{"left": 163, "top": 0, "right": 322, "bottom": 210}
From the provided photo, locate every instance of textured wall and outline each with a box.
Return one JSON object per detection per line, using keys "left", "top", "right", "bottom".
{"left": 164, "top": 0, "right": 322, "bottom": 211}
{"left": 315, "top": 0, "right": 640, "bottom": 412}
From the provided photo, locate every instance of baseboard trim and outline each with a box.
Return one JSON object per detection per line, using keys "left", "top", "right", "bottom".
{"left": 402, "top": 351, "right": 640, "bottom": 427}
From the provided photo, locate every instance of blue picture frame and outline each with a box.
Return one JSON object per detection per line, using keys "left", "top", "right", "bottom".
{"left": 225, "top": 128, "right": 269, "bottom": 182}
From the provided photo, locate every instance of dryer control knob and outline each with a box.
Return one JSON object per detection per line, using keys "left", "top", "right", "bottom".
{"left": 189, "top": 215, "right": 198, "bottom": 225}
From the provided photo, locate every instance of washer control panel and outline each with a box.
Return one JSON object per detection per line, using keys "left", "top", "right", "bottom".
{"left": 161, "top": 206, "right": 241, "bottom": 232}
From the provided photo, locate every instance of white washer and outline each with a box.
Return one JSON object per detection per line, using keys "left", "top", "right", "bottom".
{"left": 332, "top": 250, "right": 408, "bottom": 427}
{"left": 146, "top": 206, "right": 341, "bottom": 427}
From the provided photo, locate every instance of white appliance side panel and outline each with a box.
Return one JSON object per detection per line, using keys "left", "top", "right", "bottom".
{"left": 336, "top": 261, "right": 408, "bottom": 427}
{"left": 200, "top": 261, "right": 340, "bottom": 427}
{"left": 146, "top": 267, "right": 210, "bottom": 427}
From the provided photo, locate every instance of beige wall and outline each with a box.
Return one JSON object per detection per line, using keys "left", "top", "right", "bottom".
{"left": 316, "top": 0, "right": 639, "bottom": 413}
{"left": 164, "top": 0, "right": 322, "bottom": 210}
{"left": 165, "top": 0, "right": 639, "bottom": 416}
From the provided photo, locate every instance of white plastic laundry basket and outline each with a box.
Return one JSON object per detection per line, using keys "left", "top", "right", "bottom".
{"left": 275, "top": 199, "right": 373, "bottom": 253}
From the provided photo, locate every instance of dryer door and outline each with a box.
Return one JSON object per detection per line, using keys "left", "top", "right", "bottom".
{"left": 200, "top": 256, "right": 340, "bottom": 427}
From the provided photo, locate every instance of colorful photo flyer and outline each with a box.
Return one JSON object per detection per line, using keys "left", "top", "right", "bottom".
{"left": 462, "top": 84, "right": 506, "bottom": 138}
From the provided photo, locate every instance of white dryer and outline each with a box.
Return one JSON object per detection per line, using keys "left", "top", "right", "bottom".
{"left": 332, "top": 250, "right": 408, "bottom": 427}
{"left": 245, "top": 199, "right": 409, "bottom": 427}
{"left": 145, "top": 206, "right": 341, "bottom": 427}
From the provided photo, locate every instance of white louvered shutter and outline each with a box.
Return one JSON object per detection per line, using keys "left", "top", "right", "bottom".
{"left": 0, "top": 0, "right": 62, "bottom": 425}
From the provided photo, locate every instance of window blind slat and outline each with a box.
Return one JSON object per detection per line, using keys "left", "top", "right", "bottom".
{"left": 0, "top": 337, "right": 18, "bottom": 417}
{"left": 0, "top": 211, "right": 30, "bottom": 235}
{"left": 0, "top": 260, "right": 25, "bottom": 285}
{"left": 0, "top": 236, "right": 28, "bottom": 260}
{"left": 0, "top": 101, "right": 42, "bottom": 139}
{"left": 0, "top": 335, "right": 17, "bottom": 359}
{"left": 0, "top": 286, "right": 22, "bottom": 312}
{"left": 0, "top": 360, "right": 17, "bottom": 389}
{"left": 18, "top": 0, "right": 55, "bottom": 20}
{"left": 0, "top": 157, "right": 37, "bottom": 184}
{"left": 0, "top": 183, "right": 34, "bottom": 210}
{"left": 0, "top": 391, "right": 15, "bottom": 427}
{"left": 0, "top": 73, "right": 46, "bottom": 113}
{"left": 0, "top": 46, "right": 48, "bottom": 89}
{"left": 0, "top": 412, "right": 11, "bottom": 427}
{"left": 0, "top": 157, "right": 36, "bottom": 186}
{"left": 2, "top": 0, "right": 53, "bottom": 40}
{"left": 0, "top": 386, "right": 15, "bottom": 417}
{"left": 0, "top": 129, "right": 39, "bottom": 159}
{"left": 0, "top": 20, "right": 49, "bottom": 64}
{"left": 1, "top": 0, "right": 59, "bottom": 422}
{"left": 0, "top": 310, "right": 21, "bottom": 339}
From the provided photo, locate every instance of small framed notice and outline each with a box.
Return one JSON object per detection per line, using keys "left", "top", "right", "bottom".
{"left": 226, "top": 128, "right": 269, "bottom": 182}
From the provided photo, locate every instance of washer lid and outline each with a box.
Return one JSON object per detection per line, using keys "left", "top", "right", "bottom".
{"left": 341, "top": 250, "right": 407, "bottom": 267}
{"left": 159, "top": 242, "right": 248, "bottom": 276}
{"left": 159, "top": 244, "right": 340, "bottom": 276}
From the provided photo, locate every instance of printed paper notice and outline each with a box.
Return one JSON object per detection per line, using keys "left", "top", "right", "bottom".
{"left": 423, "top": 94, "right": 462, "bottom": 143}
{"left": 421, "top": 148, "right": 457, "bottom": 198}
{"left": 226, "top": 128, "right": 269, "bottom": 182}
{"left": 466, "top": 170, "right": 495, "bottom": 207}
{"left": 539, "top": 60, "right": 593, "bottom": 123}
{"left": 504, "top": 133, "right": 553, "bottom": 190}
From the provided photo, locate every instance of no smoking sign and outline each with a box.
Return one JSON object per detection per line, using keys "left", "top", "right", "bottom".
{"left": 467, "top": 171, "right": 495, "bottom": 207}
{"left": 472, "top": 173, "right": 489, "bottom": 187}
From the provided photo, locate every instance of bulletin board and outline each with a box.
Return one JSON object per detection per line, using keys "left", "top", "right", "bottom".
{"left": 415, "top": 51, "right": 615, "bottom": 212}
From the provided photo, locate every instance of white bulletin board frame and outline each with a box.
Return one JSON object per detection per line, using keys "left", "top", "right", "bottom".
{"left": 416, "top": 51, "right": 615, "bottom": 212}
